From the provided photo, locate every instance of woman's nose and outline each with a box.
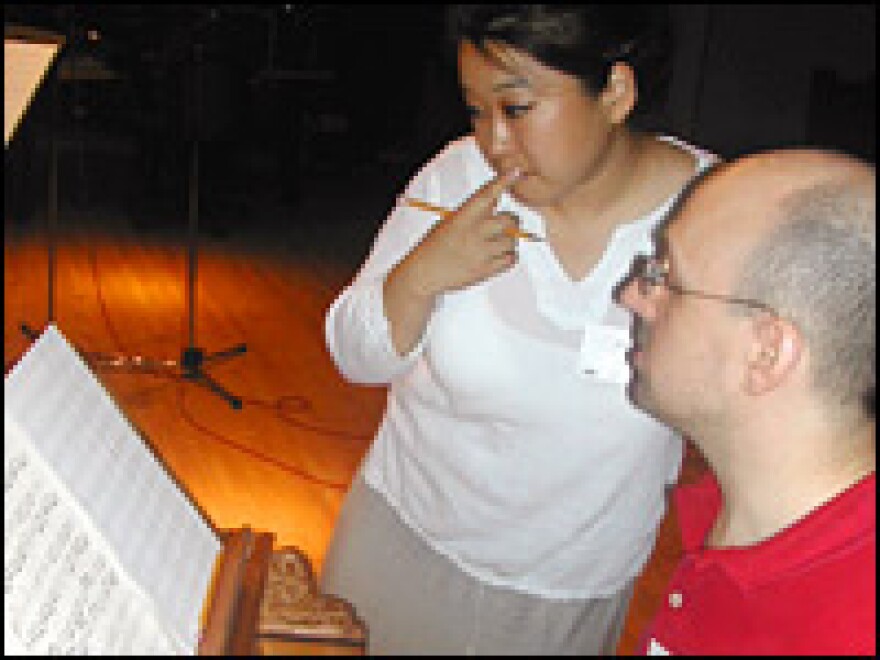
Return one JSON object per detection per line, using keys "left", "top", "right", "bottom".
{"left": 484, "top": 112, "right": 514, "bottom": 159}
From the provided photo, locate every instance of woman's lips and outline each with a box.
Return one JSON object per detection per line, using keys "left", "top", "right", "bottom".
{"left": 499, "top": 166, "right": 533, "bottom": 178}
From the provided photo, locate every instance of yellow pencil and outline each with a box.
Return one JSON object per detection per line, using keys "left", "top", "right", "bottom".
{"left": 405, "top": 198, "right": 453, "bottom": 217}
{"left": 405, "top": 198, "right": 544, "bottom": 242}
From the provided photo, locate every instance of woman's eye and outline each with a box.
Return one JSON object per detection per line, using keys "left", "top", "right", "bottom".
{"left": 464, "top": 103, "right": 533, "bottom": 121}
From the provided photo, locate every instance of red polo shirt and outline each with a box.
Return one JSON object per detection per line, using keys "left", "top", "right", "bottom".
{"left": 638, "top": 472, "right": 876, "bottom": 655}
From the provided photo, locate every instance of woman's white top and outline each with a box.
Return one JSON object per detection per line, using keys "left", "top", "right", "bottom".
{"left": 325, "top": 135, "right": 717, "bottom": 598}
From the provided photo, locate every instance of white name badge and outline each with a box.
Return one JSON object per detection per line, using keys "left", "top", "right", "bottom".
{"left": 577, "top": 324, "right": 632, "bottom": 384}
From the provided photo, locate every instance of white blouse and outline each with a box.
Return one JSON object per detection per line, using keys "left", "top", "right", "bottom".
{"left": 325, "top": 135, "right": 717, "bottom": 598}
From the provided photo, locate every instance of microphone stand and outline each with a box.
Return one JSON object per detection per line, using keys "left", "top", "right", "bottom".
{"left": 23, "top": 32, "right": 246, "bottom": 410}
{"left": 175, "top": 42, "right": 247, "bottom": 408}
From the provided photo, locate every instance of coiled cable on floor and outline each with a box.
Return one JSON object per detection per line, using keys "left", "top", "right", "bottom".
{"left": 85, "top": 240, "right": 372, "bottom": 491}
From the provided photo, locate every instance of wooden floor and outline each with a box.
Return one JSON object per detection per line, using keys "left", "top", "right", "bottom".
{"left": 4, "top": 181, "right": 705, "bottom": 655}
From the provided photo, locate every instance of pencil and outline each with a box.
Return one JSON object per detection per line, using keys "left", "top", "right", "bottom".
{"left": 405, "top": 198, "right": 452, "bottom": 218}
{"left": 405, "top": 198, "right": 544, "bottom": 242}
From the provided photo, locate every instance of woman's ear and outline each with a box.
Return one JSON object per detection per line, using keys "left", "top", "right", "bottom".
{"left": 600, "top": 62, "right": 637, "bottom": 125}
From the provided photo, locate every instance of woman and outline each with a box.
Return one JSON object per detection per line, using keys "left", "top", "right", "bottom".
{"left": 322, "top": 5, "right": 716, "bottom": 654}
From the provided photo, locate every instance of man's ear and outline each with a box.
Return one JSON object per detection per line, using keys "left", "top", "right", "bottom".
{"left": 743, "top": 313, "right": 803, "bottom": 396}
{"left": 599, "top": 62, "right": 637, "bottom": 125}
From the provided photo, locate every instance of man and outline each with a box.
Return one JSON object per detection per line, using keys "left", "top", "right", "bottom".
{"left": 618, "top": 149, "right": 875, "bottom": 655}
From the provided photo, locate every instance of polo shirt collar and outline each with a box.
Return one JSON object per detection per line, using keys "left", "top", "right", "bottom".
{"left": 674, "top": 471, "right": 876, "bottom": 587}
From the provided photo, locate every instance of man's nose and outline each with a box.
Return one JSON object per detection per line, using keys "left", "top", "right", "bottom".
{"left": 617, "top": 277, "right": 646, "bottom": 314}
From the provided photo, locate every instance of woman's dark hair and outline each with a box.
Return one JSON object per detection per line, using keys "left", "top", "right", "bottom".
{"left": 446, "top": 5, "right": 673, "bottom": 125}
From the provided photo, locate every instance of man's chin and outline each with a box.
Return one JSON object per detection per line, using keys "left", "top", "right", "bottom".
{"left": 627, "top": 382, "right": 682, "bottom": 431}
{"left": 626, "top": 371, "right": 643, "bottom": 404}
{"left": 627, "top": 374, "right": 660, "bottom": 416}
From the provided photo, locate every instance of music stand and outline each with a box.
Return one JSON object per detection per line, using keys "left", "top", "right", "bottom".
{"left": 6, "top": 22, "right": 247, "bottom": 409}
{"left": 6, "top": 24, "right": 64, "bottom": 349}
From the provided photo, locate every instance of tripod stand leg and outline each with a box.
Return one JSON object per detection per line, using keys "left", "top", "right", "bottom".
{"left": 21, "top": 324, "right": 40, "bottom": 341}
{"left": 201, "top": 343, "right": 247, "bottom": 365}
{"left": 185, "top": 369, "right": 243, "bottom": 410}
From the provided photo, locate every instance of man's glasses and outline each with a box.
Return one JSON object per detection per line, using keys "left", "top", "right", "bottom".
{"left": 630, "top": 255, "right": 777, "bottom": 314}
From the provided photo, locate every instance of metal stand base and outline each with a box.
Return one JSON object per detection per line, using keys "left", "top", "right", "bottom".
{"left": 22, "top": 324, "right": 246, "bottom": 409}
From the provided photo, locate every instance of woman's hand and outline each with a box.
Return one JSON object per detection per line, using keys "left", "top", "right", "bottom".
{"left": 383, "top": 169, "right": 523, "bottom": 356}
{"left": 399, "top": 168, "right": 525, "bottom": 298}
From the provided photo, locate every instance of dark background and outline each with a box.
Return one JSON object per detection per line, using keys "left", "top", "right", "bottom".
{"left": 5, "top": 4, "right": 875, "bottom": 259}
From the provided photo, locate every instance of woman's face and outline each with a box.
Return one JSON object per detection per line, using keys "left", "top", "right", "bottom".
{"left": 457, "top": 40, "right": 621, "bottom": 207}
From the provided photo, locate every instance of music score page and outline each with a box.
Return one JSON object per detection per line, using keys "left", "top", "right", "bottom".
{"left": 4, "top": 325, "right": 222, "bottom": 654}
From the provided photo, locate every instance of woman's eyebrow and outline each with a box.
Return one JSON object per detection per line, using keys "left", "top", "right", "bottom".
{"left": 492, "top": 76, "right": 531, "bottom": 92}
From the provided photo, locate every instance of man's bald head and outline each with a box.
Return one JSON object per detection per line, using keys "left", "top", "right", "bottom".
{"left": 676, "top": 149, "right": 875, "bottom": 415}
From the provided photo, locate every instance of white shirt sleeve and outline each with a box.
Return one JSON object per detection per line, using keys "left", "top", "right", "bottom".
{"left": 324, "top": 159, "right": 443, "bottom": 385}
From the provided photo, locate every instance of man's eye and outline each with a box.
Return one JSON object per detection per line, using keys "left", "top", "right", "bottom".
{"left": 503, "top": 103, "right": 533, "bottom": 118}
{"left": 465, "top": 105, "right": 482, "bottom": 120}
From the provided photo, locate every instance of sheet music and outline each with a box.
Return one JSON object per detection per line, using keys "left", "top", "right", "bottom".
{"left": 5, "top": 413, "right": 184, "bottom": 654}
{"left": 4, "top": 325, "right": 222, "bottom": 653}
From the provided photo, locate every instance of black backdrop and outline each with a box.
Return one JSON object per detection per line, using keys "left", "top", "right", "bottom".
{"left": 5, "top": 4, "right": 875, "bottom": 236}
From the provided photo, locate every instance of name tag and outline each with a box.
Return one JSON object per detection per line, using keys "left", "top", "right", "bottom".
{"left": 577, "top": 324, "right": 631, "bottom": 384}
